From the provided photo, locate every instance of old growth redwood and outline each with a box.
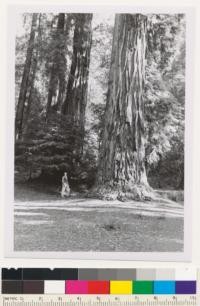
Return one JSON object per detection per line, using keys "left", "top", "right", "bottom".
{"left": 97, "top": 14, "right": 150, "bottom": 200}
{"left": 62, "top": 14, "right": 93, "bottom": 131}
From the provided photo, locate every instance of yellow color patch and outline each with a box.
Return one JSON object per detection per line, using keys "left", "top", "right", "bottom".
{"left": 110, "top": 281, "right": 132, "bottom": 294}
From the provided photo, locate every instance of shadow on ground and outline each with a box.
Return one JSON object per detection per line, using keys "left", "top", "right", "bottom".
{"left": 14, "top": 183, "right": 184, "bottom": 252}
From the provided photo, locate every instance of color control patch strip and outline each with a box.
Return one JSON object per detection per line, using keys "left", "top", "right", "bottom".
{"left": 1, "top": 268, "right": 197, "bottom": 295}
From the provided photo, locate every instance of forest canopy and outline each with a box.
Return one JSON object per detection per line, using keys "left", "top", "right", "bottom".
{"left": 15, "top": 13, "right": 185, "bottom": 199}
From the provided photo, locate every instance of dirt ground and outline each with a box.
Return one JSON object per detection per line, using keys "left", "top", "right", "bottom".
{"left": 14, "top": 184, "right": 184, "bottom": 252}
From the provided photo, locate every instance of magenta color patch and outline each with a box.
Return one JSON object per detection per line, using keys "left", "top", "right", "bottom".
{"left": 65, "top": 280, "right": 88, "bottom": 294}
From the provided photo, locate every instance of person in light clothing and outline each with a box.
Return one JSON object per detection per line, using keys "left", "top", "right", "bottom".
{"left": 61, "top": 172, "right": 70, "bottom": 198}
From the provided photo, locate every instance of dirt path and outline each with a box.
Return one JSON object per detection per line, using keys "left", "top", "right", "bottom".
{"left": 14, "top": 198, "right": 184, "bottom": 252}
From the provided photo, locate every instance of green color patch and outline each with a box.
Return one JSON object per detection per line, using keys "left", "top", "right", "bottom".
{"left": 133, "top": 281, "right": 154, "bottom": 294}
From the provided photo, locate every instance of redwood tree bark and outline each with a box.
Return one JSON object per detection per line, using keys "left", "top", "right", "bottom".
{"left": 46, "top": 13, "right": 65, "bottom": 119}
{"left": 62, "top": 13, "right": 93, "bottom": 132}
{"left": 54, "top": 14, "right": 73, "bottom": 111}
{"left": 97, "top": 14, "right": 150, "bottom": 200}
{"left": 15, "top": 13, "right": 38, "bottom": 139}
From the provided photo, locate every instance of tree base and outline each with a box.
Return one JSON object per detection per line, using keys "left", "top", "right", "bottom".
{"left": 92, "top": 182, "right": 153, "bottom": 202}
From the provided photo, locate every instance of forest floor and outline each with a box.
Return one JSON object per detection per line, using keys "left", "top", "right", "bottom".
{"left": 14, "top": 183, "right": 184, "bottom": 252}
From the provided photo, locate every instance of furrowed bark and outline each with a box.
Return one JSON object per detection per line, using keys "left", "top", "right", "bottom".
{"left": 62, "top": 13, "right": 93, "bottom": 133}
{"left": 55, "top": 14, "right": 74, "bottom": 111}
{"left": 96, "top": 14, "right": 151, "bottom": 201}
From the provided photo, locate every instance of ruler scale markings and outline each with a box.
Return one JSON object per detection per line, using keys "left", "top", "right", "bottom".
{"left": 0, "top": 295, "right": 198, "bottom": 305}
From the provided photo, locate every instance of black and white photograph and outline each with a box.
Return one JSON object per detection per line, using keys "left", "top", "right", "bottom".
{"left": 7, "top": 7, "right": 193, "bottom": 259}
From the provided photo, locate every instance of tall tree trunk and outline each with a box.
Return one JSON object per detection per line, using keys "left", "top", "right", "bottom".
{"left": 15, "top": 13, "right": 38, "bottom": 139}
{"left": 23, "top": 53, "right": 38, "bottom": 127}
{"left": 23, "top": 14, "right": 42, "bottom": 128}
{"left": 46, "top": 13, "right": 65, "bottom": 120}
{"left": 54, "top": 14, "right": 73, "bottom": 111}
{"left": 62, "top": 13, "right": 93, "bottom": 133}
{"left": 97, "top": 14, "right": 150, "bottom": 200}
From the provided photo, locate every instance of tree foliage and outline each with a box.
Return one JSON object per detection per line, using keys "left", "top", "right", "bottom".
{"left": 15, "top": 13, "right": 185, "bottom": 193}
{"left": 145, "top": 14, "right": 185, "bottom": 189}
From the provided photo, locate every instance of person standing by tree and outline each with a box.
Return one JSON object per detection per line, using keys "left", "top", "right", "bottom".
{"left": 61, "top": 172, "right": 70, "bottom": 198}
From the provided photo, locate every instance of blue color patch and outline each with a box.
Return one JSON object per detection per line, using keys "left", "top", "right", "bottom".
{"left": 154, "top": 281, "right": 175, "bottom": 294}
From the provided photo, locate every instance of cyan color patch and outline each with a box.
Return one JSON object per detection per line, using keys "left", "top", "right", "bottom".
{"left": 154, "top": 281, "right": 175, "bottom": 294}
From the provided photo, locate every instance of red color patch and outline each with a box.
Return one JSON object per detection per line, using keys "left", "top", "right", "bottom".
{"left": 88, "top": 281, "right": 110, "bottom": 294}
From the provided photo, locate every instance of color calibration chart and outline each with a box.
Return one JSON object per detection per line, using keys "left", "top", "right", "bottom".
{"left": 0, "top": 268, "right": 199, "bottom": 305}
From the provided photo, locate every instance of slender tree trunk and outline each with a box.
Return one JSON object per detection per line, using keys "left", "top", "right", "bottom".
{"left": 55, "top": 78, "right": 65, "bottom": 111}
{"left": 62, "top": 13, "right": 93, "bottom": 133}
{"left": 15, "top": 13, "right": 38, "bottom": 139}
{"left": 96, "top": 14, "right": 151, "bottom": 200}
{"left": 46, "top": 13, "right": 65, "bottom": 120}
{"left": 23, "top": 14, "right": 42, "bottom": 128}
{"left": 23, "top": 53, "right": 38, "bottom": 127}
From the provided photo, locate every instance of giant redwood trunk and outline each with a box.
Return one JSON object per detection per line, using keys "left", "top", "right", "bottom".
{"left": 15, "top": 13, "right": 38, "bottom": 139}
{"left": 62, "top": 14, "right": 93, "bottom": 132}
{"left": 97, "top": 14, "right": 150, "bottom": 200}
